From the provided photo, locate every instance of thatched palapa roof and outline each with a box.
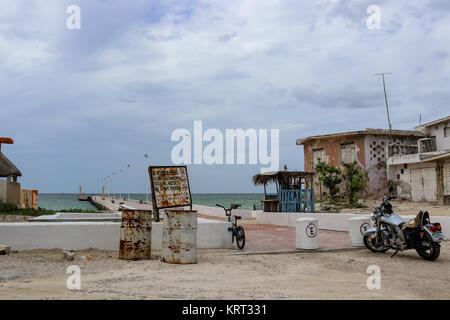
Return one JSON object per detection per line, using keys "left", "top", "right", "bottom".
{"left": 0, "top": 153, "right": 22, "bottom": 177}
{"left": 252, "top": 171, "right": 314, "bottom": 185}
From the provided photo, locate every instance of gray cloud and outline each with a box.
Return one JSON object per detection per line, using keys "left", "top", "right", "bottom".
{"left": 217, "top": 31, "right": 237, "bottom": 42}
{"left": 1, "top": 0, "right": 449, "bottom": 193}
{"left": 291, "top": 85, "right": 381, "bottom": 109}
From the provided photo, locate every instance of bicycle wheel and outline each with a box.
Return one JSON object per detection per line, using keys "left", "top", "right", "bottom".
{"left": 236, "top": 226, "right": 245, "bottom": 249}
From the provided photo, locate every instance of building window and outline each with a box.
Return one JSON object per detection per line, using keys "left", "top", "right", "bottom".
{"left": 404, "top": 164, "right": 408, "bottom": 169}
{"left": 445, "top": 127, "right": 450, "bottom": 138}
{"left": 401, "top": 169, "right": 404, "bottom": 174}
{"left": 340, "top": 142, "right": 356, "bottom": 164}
{"left": 312, "top": 148, "right": 324, "bottom": 166}
{"left": 419, "top": 137, "right": 437, "bottom": 153}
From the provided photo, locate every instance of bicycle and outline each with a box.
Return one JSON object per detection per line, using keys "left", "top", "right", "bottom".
{"left": 216, "top": 203, "right": 246, "bottom": 249}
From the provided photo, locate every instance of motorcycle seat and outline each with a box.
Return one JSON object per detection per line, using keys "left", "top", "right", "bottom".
{"left": 401, "top": 211, "right": 428, "bottom": 230}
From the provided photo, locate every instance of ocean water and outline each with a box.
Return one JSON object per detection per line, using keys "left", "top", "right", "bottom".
{"left": 38, "top": 193, "right": 267, "bottom": 211}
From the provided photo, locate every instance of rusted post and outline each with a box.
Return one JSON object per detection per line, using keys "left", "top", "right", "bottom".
{"left": 161, "top": 209, "right": 197, "bottom": 264}
{"left": 119, "top": 209, "right": 152, "bottom": 260}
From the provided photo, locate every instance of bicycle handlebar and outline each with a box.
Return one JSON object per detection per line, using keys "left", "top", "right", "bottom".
{"left": 216, "top": 203, "right": 241, "bottom": 211}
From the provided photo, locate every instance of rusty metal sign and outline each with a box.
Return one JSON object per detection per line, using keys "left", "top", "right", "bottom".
{"left": 148, "top": 166, "right": 192, "bottom": 212}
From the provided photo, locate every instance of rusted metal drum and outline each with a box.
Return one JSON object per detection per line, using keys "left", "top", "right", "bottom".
{"left": 119, "top": 209, "right": 152, "bottom": 260}
{"left": 161, "top": 209, "right": 197, "bottom": 264}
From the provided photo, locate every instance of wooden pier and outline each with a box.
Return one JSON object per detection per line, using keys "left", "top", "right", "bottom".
{"left": 89, "top": 195, "right": 153, "bottom": 211}
{"left": 77, "top": 194, "right": 90, "bottom": 201}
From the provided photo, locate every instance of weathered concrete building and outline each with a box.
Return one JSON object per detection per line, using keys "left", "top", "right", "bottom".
{"left": 0, "top": 137, "right": 22, "bottom": 205}
{"left": 296, "top": 129, "right": 425, "bottom": 195}
{"left": 387, "top": 116, "right": 450, "bottom": 204}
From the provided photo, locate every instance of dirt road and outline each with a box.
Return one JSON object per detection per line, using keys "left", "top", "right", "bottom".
{"left": 1, "top": 246, "right": 449, "bottom": 300}
{"left": 332, "top": 199, "right": 450, "bottom": 217}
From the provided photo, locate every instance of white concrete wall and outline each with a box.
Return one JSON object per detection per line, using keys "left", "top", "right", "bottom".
{"left": 387, "top": 153, "right": 421, "bottom": 166}
{"left": 31, "top": 212, "right": 122, "bottom": 222}
{"left": 424, "top": 120, "right": 450, "bottom": 151}
{"left": 364, "top": 135, "right": 420, "bottom": 194}
{"left": 191, "top": 204, "right": 253, "bottom": 219}
{"left": 0, "top": 222, "right": 120, "bottom": 251}
{"left": 254, "top": 212, "right": 450, "bottom": 239}
{"left": 364, "top": 135, "right": 390, "bottom": 193}
{"left": 151, "top": 219, "right": 233, "bottom": 249}
{"left": 0, "top": 219, "right": 233, "bottom": 251}
{"left": 389, "top": 162, "right": 438, "bottom": 200}
{"left": 255, "top": 212, "right": 361, "bottom": 231}
{"left": 198, "top": 219, "right": 233, "bottom": 249}
{"left": 388, "top": 163, "right": 412, "bottom": 199}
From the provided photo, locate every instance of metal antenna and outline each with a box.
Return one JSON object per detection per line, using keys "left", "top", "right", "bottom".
{"left": 374, "top": 72, "right": 393, "bottom": 142}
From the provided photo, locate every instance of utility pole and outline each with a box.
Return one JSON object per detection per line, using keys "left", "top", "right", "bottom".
{"left": 127, "top": 164, "right": 131, "bottom": 200}
{"left": 144, "top": 154, "right": 150, "bottom": 203}
{"left": 119, "top": 169, "right": 123, "bottom": 199}
{"left": 374, "top": 72, "right": 393, "bottom": 143}
{"left": 112, "top": 172, "right": 116, "bottom": 198}
{"left": 107, "top": 176, "right": 110, "bottom": 198}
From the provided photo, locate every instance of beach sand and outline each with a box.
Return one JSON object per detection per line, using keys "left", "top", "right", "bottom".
{"left": 342, "top": 199, "right": 450, "bottom": 217}
{"left": 1, "top": 246, "right": 449, "bottom": 300}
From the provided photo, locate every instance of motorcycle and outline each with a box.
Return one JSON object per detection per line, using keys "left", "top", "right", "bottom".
{"left": 363, "top": 187, "right": 445, "bottom": 261}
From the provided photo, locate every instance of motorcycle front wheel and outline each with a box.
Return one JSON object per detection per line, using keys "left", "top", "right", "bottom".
{"left": 363, "top": 233, "right": 389, "bottom": 253}
{"left": 415, "top": 238, "right": 440, "bottom": 261}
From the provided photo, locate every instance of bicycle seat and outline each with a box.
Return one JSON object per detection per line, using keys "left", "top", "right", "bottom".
{"left": 234, "top": 216, "right": 242, "bottom": 220}
{"left": 230, "top": 204, "right": 241, "bottom": 210}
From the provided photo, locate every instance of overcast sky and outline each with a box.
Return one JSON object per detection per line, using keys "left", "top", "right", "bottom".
{"left": 1, "top": 0, "right": 449, "bottom": 193}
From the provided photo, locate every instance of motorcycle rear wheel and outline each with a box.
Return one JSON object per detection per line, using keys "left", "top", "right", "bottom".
{"left": 415, "top": 238, "right": 440, "bottom": 261}
{"left": 363, "top": 233, "right": 389, "bottom": 253}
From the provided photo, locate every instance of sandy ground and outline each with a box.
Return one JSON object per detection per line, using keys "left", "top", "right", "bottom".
{"left": 323, "top": 199, "right": 450, "bottom": 217}
{"left": 1, "top": 246, "right": 449, "bottom": 300}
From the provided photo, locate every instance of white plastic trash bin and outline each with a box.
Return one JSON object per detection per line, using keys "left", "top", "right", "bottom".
{"left": 296, "top": 218, "right": 319, "bottom": 250}
{"left": 348, "top": 216, "right": 371, "bottom": 247}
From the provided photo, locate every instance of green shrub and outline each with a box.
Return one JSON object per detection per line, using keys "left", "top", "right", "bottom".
{"left": 314, "top": 159, "right": 342, "bottom": 200}
{"left": 343, "top": 161, "right": 368, "bottom": 205}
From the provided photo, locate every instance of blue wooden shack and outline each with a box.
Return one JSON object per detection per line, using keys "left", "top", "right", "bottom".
{"left": 252, "top": 171, "right": 315, "bottom": 213}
